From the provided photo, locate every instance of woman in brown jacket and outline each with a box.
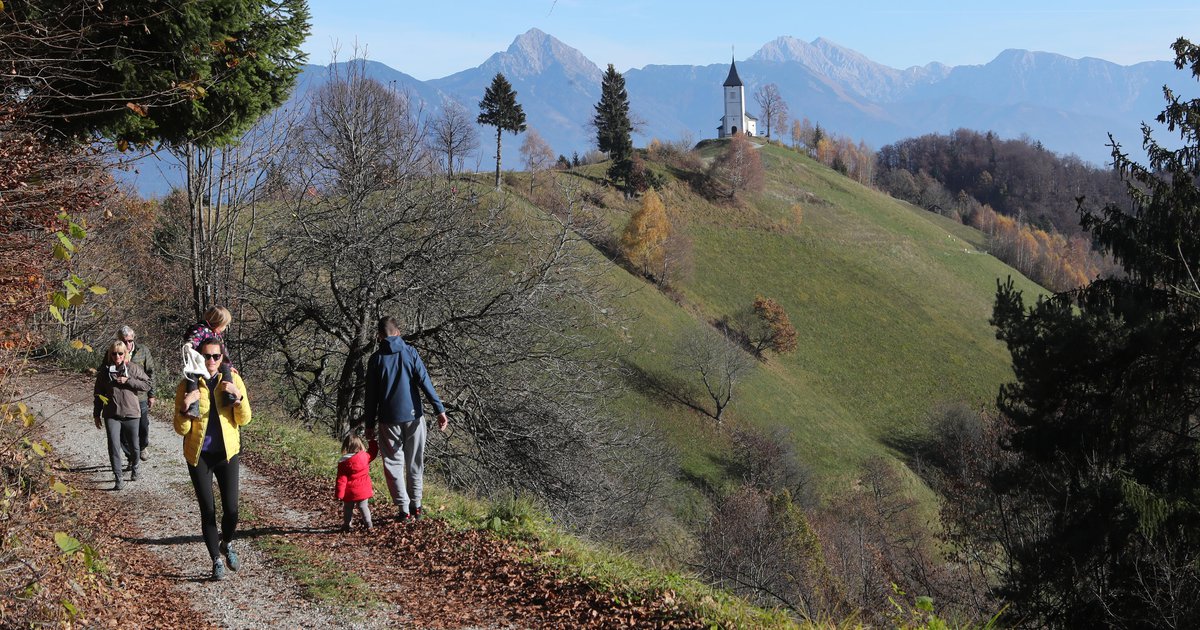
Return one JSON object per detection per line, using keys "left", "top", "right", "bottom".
{"left": 93, "top": 340, "right": 151, "bottom": 490}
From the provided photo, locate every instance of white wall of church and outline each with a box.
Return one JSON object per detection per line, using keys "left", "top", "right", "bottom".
{"left": 722, "top": 87, "right": 744, "bottom": 137}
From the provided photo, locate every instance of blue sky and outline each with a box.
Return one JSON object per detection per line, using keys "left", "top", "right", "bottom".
{"left": 302, "top": 1, "right": 1196, "bottom": 79}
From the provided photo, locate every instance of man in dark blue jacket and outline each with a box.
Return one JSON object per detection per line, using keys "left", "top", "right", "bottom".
{"left": 363, "top": 316, "right": 449, "bottom": 522}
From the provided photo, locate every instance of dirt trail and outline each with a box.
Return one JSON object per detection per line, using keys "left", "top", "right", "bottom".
{"left": 18, "top": 369, "right": 700, "bottom": 629}
{"left": 18, "top": 371, "right": 389, "bottom": 630}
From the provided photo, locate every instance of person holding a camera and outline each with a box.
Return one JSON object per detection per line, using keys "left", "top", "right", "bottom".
{"left": 93, "top": 339, "right": 152, "bottom": 490}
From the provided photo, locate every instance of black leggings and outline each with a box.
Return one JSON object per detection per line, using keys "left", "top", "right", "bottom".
{"left": 188, "top": 452, "right": 240, "bottom": 561}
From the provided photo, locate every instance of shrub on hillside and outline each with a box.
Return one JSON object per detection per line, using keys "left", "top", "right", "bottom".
{"left": 697, "top": 484, "right": 842, "bottom": 620}
{"left": 707, "top": 134, "right": 764, "bottom": 201}
{"left": 729, "top": 425, "right": 816, "bottom": 507}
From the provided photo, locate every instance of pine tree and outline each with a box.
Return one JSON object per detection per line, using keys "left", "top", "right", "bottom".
{"left": 984, "top": 38, "right": 1200, "bottom": 627}
{"left": 12, "top": 0, "right": 311, "bottom": 147}
{"left": 593, "top": 64, "right": 634, "bottom": 189}
{"left": 477, "top": 73, "right": 527, "bottom": 189}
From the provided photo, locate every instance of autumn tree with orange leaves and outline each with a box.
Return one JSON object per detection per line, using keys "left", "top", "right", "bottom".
{"left": 736, "top": 296, "right": 799, "bottom": 358}
{"left": 621, "top": 188, "right": 671, "bottom": 278}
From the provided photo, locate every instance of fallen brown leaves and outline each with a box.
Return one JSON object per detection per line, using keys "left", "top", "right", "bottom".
{"left": 0, "top": 394, "right": 210, "bottom": 629}
{"left": 242, "top": 449, "right": 705, "bottom": 629}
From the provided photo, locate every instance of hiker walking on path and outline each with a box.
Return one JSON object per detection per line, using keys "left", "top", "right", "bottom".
{"left": 181, "top": 306, "right": 237, "bottom": 419}
{"left": 363, "top": 316, "right": 450, "bottom": 523}
{"left": 114, "top": 325, "right": 157, "bottom": 462}
{"left": 174, "top": 338, "right": 252, "bottom": 581}
{"left": 93, "top": 340, "right": 152, "bottom": 490}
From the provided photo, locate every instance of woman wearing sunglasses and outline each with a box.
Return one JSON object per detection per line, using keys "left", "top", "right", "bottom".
{"left": 173, "top": 339, "right": 252, "bottom": 581}
{"left": 93, "top": 340, "right": 152, "bottom": 490}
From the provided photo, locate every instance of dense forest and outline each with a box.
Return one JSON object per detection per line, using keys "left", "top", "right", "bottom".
{"left": 873, "top": 129, "right": 1129, "bottom": 289}
{"left": 875, "top": 129, "right": 1127, "bottom": 236}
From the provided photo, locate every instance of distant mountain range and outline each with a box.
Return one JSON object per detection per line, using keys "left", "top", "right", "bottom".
{"left": 129, "top": 29, "right": 1187, "bottom": 194}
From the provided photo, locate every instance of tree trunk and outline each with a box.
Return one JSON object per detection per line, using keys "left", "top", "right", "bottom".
{"left": 494, "top": 127, "right": 503, "bottom": 190}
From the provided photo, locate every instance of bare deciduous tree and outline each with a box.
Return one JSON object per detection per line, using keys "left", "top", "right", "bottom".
{"left": 709, "top": 134, "right": 765, "bottom": 200}
{"left": 519, "top": 127, "right": 555, "bottom": 194}
{"left": 244, "top": 63, "right": 668, "bottom": 532}
{"left": 428, "top": 100, "right": 479, "bottom": 182}
{"left": 167, "top": 110, "right": 298, "bottom": 322}
{"left": 672, "top": 325, "right": 754, "bottom": 424}
{"left": 753, "top": 83, "right": 789, "bottom": 140}
{"left": 698, "top": 485, "right": 840, "bottom": 619}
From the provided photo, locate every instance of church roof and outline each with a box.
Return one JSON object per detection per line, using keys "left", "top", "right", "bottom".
{"left": 723, "top": 58, "right": 743, "bottom": 87}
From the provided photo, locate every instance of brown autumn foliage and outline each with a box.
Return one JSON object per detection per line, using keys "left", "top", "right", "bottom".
{"left": 753, "top": 296, "right": 798, "bottom": 355}
{"left": 0, "top": 107, "right": 116, "bottom": 364}
{"left": 731, "top": 296, "right": 799, "bottom": 358}
{"left": 876, "top": 129, "right": 1126, "bottom": 238}
{"left": 621, "top": 188, "right": 671, "bottom": 277}
{"left": 0, "top": 401, "right": 203, "bottom": 627}
{"left": 709, "top": 134, "right": 764, "bottom": 200}
{"left": 792, "top": 119, "right": 875, "bottom": 186}
{"left": 968, "top": 203, "right": 1103, "bottom": 291}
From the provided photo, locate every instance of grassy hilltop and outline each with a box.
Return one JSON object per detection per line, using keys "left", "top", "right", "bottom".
{"left": 514, "top": 138, "right": 1044, "bottom": 496}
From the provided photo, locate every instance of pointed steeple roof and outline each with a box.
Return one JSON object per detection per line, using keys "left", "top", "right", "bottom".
{"left": 723, "top": 57, "right": 743, "bottom": 87}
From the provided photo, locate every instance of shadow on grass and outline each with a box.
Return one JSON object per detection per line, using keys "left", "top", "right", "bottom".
{"left": 879, "top": 429, "right": 930, "bottom": 463}
{"left": 621, "top": 360, "right": 713, "bottom": 420}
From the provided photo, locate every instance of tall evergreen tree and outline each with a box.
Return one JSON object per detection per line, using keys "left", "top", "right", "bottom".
{"left": 985, "top": 38, "right": 1200, "bottom": 628}
{"left": 593, "top": 64, "right": 633, "bottom": 189}
{"left": 6, "top": 0, "right": 310, "bottom": 146}
{"left": 477, "top": 72, "right": 526, "bottom": 189}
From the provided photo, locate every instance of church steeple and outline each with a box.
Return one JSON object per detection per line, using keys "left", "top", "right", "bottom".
{"left": 718, "top": 54, "right": 755, "bottom": 138}
{"left": 723, "top": 57, "right": 743, "bottom": 87}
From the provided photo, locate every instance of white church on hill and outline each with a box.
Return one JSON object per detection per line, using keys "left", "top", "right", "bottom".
{"left": 717, "top": 58, "right": 757, "bottom": 138}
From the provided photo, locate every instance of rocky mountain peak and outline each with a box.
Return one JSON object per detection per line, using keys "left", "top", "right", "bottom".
{"left": 486, "top": 27, "right": 602, "bottom": 81}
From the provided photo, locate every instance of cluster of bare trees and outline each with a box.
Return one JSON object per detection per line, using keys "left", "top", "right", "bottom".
{"left": 694, "top": 420, "right": 979, "bottom": 626}
{"left": 789, "top": 118, "right": 876, "bottom": 185}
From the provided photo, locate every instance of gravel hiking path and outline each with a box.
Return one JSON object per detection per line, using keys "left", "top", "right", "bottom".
{"left": 17, "top": 370, "right": 388, "bottom": 630}
{"left": 18, "top": 368, "right": 702, "bottom": 629}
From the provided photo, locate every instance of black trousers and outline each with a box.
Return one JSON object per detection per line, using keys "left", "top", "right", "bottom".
{"left": 187, "top": 452, "right": 240, "bottom": 561}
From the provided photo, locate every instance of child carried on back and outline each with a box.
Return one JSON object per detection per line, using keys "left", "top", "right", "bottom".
{"left": 181, "top": 306, "right": 236, "bottom": 419}
{"left": 335, "top": 430, "right": 379, "bottom": 532}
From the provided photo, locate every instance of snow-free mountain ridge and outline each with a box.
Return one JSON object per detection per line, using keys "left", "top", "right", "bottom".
{"left": 129, "top": 29, "right": 1185, "bottom": 195}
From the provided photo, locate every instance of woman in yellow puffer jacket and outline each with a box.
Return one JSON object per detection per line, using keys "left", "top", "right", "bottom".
{"left": 173, "top": 339, "right": 251, "bottom": 581}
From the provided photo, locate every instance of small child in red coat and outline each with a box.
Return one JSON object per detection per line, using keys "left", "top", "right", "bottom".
{"left": 335, "top": 431, "right": 379, "bottom": 532}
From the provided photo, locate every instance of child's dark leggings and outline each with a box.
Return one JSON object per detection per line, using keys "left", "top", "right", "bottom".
{"left": 342, "top": 499, "right": 372, "bottom": 529}
{"left": 188, "top": 452, "right": 240, "bottom": 560}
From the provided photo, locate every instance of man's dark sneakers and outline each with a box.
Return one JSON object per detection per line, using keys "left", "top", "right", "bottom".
{"left": 410, "top": 505, "right": 423, "bottom": 521}
{"left": 396, "top": 507, "right": 414, "bottom": 524}
{"left": 212, "top": 559, "right": 225, "bottom": 581}
{"left": 111, "top": 480, "right": 123, "bottom": 491}
{"left": 220, "top": 541, "right": 240, "bottom": 572}
{"left": 130, "top": 469, "right": 139, "bottom": 482}
{"left": 140, "top": 447, "right": 150, "bottom": 461}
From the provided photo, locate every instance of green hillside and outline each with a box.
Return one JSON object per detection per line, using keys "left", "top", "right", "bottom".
{"left": 529, "top": 139, "right": 1045, "bottom": 495}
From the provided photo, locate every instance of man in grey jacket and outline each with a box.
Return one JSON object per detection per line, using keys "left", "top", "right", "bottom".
{"left": 363, "top": 316, "right": 449, "bottom": 522}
